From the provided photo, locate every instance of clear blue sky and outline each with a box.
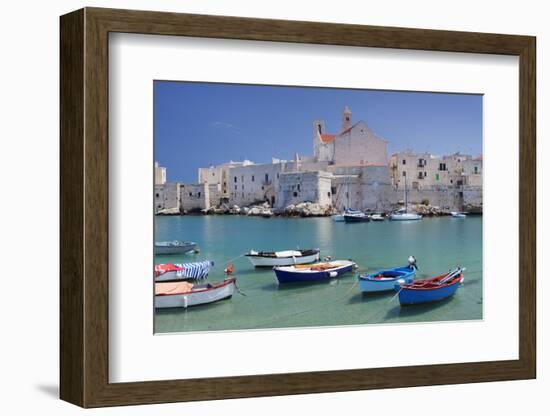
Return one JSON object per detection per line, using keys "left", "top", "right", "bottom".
{"left": 154, "top": 81, "right": 482, "bottom": 183}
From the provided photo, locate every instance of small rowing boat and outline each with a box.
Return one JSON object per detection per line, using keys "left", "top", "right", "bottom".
{"left": 245, "top": 248, "right": 320, "bottom": 267}
{"left": 155, "top": 240, "right": 198, "bottom": 255}
{"left": 274, "top": 260, "right": 357, "bottom": 283}
{"left": 155, "top": 277, "right": 236, "bottom": 308}
{"left": 358, "top": 257, "right": 417, "bottom": 293}
{"left": 154, "top": 260, "right": 214, "bottom": 282}
{"left": 394, "top": 267, "right": 465, "bottom": 305}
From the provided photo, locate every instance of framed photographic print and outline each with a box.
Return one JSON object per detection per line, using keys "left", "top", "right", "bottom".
{"left": 60, "top": 7, "right": 536, "bottom": 408}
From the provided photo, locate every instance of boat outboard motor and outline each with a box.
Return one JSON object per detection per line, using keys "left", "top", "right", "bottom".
{"left": 408, "top": 255, "right": 418, "bottom": 270}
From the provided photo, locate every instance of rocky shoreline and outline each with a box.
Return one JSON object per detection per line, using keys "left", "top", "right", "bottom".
{"left": 157, "top": 201, "right": 482, "bottom": 217}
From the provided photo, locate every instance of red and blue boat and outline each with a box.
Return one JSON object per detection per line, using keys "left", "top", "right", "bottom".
{"left": 274, "top": 260, "right": 357, "bottom": 284}
{"left": 394, "top": 267, "right": 465, "bottom": 305}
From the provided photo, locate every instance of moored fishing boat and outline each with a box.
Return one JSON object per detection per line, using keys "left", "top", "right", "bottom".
{"left": 155, "top": 240, "right": 198, "bottom": 255}
{"left": 155, "top": 277, "right": 236, "bottom": 308}
{"left": 358, "top": 257, "right": 417, "bottom": 293}
{"left": 245, "top": 248, "right": 320, "bottom": 267}
{"left": 274, "top": 260, "right": 357, "bottom": 283}
{"left": 154, "top": 260, "right": 214, "bottom": 282}
{"left": 394, "top": 267, "right": 465, "bottom": 305}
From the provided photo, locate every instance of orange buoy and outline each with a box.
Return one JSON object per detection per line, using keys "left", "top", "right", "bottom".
{"left": 224, "top": 263, "right": 234, "bottom": 275}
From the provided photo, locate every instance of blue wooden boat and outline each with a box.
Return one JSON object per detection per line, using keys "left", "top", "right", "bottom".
{"left": 274, "top": 260, "right": 356, "bottom": 284}
{"left": 395, "top": 267, "right": 465, "bottom": 305}
{"left": 358, "top": 265, "right": 416, "bottom": 293}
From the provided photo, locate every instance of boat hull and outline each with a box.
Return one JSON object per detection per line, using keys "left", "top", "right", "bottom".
{"left": 274, "top": 261, "right": 355, "bottom": 283}
{"left": 389, "top": 213, "right": 422, "bottom": 221}
{"left": 246, "top": 251, "right": 320, "bottom": 267}
{"left": 332, "top": 215, "right": 345, "bottom": 222}
{"left": 358, "top": 266, "right": 416, "bottom": 293}
{"left": 343, "top": 214, "right": 370, "bottom": 223}
{"left": 396, "top": 275, "right": 463, "bottom": 305}
{"left": 155, "top": 279, "right": 236, "bottom": 308}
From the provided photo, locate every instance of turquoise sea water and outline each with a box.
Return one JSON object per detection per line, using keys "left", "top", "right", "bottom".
{"left": 154, "top": 215, "right": 482, "bottom": 333}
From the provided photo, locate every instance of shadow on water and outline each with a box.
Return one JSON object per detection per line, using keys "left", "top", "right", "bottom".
{"left": 383, "top": 296, "right": 456, "bottom": 320}
{"left": 155, "top": 297, "right": 235, "bottom": 315}
{"left": 347, "top": 291, "right": 393, "bottom": 305}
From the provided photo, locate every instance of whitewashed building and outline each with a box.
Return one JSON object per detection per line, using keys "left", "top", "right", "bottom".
{"left": 154, "top": 161, "right": 166, "bottom": 185}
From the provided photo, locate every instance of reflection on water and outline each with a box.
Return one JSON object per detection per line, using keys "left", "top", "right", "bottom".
{"left": 154, "top": 215, "right": 482, "bottom": 333}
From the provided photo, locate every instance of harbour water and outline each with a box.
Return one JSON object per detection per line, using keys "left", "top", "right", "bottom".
{"left": 154, "top": 215, "right": 482, "bottom": 333}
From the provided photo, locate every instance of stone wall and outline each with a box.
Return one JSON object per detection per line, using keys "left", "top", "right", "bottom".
{"left": 333, "top": 121, "right": 388, "bottom": 166}
{"left": 276, "top": 171, "right": 333, "bottom": 209}
{"left": 154, "top": 183, "right": 180, "bottom": 213}
{"left": 180, "top": 183, "right": 210, "bottom": 212}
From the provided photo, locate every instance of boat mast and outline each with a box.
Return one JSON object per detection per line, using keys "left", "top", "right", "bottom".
{"left": 404, "top": 175, "right": 408, "bottom": 213}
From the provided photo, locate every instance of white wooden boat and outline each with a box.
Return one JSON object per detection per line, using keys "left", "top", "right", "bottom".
{"left": 154, "top": 260, "right": 214, "bottom": 282}
{"left": 155, "top": 277, "right": 236, "bottom": 308}
{"left": 155, "top": 240, "right": 198, "bottom": 255}
{"left": 332, "top": 214, "right": 345, "bottom": 222}
{"left": 245, "top": 248, "right": 320, "bottom": 267}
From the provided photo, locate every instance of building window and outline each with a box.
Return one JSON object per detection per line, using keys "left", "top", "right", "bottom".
{"left": 234, "top": 185, "right": 237, "bottom": 190}
{"left": 252, "top": 175, "right": 254, "bottom": 182}
{"left": 212, "top": 172, "right": 215, "bottom": 176}
{"left": 155, "top": 193, "right": 159, "bottom": 198}
{"left": 297, "top": 184, "right": 300, "bottom": 191}
{"left": 402, "top": 171, "right": 406, "bottom": 177}
{"left": 331, "top": 187, "right": 336, "bottom": 194}
{"left": 436, "top": 173, "right": 440, "bottom": 181}
{"left": 234, "top": 176, "right": 237, "bottom": 183}
{"left": 327, "top": 192, "right": 331, "bottom": 197}
{"left": 157, "top": 205, "right": 162, "bottom": 209}
{"left": 474, "top": 166, "right": 479, "bottom": 174}
{"left": 241, "top": 175, "right": 244, "bottom": 182}
{"left": 402, "top": 159, "right": 406, "bottom": 165}
{"left": 293, "top": 192, "right": 298, "bottom": 197}
{"left": 265, "top": 173, "right": 269, "bottom": 182}
{"left": 189, "top": 192, "right": 192, "bottom": 197}
{"left": 277, "top": 173, "right": 279, "bottom": 179}
{"left": 439, "top": 163, "right": 447, "bottom": 171}
{"left": 261, "top": 186, "right": 264, "bottom": 190}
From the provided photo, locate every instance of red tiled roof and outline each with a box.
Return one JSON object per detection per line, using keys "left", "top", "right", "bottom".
{"left": 320, "top": 134, "right": 336, "bottom": 143}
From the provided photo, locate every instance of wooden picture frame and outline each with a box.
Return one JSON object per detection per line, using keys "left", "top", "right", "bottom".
{"left": 60, "top": 7, "right": 536, "bottom": 408}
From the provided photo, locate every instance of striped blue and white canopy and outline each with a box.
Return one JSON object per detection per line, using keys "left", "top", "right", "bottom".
{"left": 175, "top": 260, "right": 213, "bottom": 279}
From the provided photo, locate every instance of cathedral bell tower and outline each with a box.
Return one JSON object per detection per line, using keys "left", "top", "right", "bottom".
{"left": 342, "top": 105, "right": 352, "bottom": 131}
